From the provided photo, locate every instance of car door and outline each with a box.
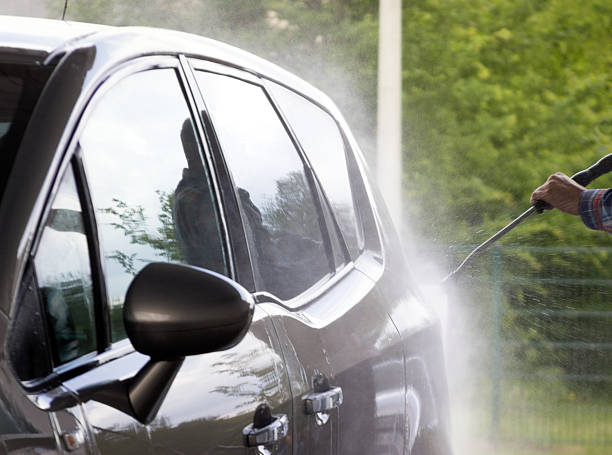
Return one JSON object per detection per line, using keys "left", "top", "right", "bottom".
{"left": 188, "top": 61, "right": 406, "bottom": 455}
{"left": 7, "top": 56, "right": 293, "bottom": 455}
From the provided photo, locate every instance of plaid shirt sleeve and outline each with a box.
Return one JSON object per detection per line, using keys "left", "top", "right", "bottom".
{"left": 579, "top": 189, "right": 612, "bottom": 233}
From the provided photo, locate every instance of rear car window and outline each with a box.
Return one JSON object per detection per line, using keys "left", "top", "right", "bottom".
{"left": 0, "top": 57, "right": 53, "bottom": 200}
{"left": 268, "top": 82, "right": 363, "bottom": 259}
{"left": 194, "top": 71, "right": 332, "bottom": 300}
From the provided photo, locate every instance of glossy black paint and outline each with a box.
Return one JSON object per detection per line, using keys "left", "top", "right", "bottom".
{"left": 0, "top": 15, "right": 452, "bottom": 455}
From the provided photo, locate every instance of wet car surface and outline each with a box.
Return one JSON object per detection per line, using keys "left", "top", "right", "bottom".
{"left": 0, "top": 16, "right": 452, "bottom": 455}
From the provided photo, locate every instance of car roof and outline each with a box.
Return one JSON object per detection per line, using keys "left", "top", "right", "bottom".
{"left": 0, "top": 15, "right": 337, "bottom": 114}
{"left": 0, "top": 15, "right": 106, "bottom": 53}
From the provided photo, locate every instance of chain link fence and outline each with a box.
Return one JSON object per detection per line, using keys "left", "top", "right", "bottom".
{"left": 457, "top": 246, "right": 612, "bottom": 448}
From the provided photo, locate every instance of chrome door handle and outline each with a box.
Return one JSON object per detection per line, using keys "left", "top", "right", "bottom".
{"left": 243, "top": 414, "right": 289, "bottom": 447}
{"left": 302, "top": 386, "right": 343, "bottom": 414}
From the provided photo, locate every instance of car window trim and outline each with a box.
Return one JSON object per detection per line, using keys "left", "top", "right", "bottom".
{"left": 72, "top": 153, "right": 111, "bottom": 351}
{"left": 182, "top": 56, "right": 255, "bottom": 291}
{"left": 254, "top": 259, "right": 356, "bottom": 309}
{"left": 177, "top": 54, "right": 238, "bottom": 283}
{"left": 188, "top": 58, "right": 261, "bottom": 85}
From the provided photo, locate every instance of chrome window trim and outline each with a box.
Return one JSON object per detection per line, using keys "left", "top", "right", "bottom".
{"left": 189, "top": 58, "right": 261, "bottom": 85}
{"left": 254, "top": 260, "right": 357, "bottom": 310}
{"left": 177, "top": 54, "right": 235, "bottom": 279}
{"left": 21, "top": 340, "right": 136, "bottom": 393}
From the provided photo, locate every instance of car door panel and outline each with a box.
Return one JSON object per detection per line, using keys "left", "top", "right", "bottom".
{"left": 66, "top": 306, "right": 291, "bottom": 455}
{"left": 0, "top": 375, "right": 59, "bottom": 455}
{"left": 147, "top": 306, "right": 292, "bottom": 454}
{"left": 261, "top": 267, "right": 405, "bottom": 455}
{"left": 373, "top": 200, "right": 453, "bottom": 454}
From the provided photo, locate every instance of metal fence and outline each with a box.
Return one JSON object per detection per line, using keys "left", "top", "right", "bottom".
{"left": 484, "top": 246, "right": 612, "bottom": 447}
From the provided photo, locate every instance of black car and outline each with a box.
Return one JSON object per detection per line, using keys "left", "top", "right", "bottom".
{"left": 0, "top": 15, "right": 451, "bottom": 455}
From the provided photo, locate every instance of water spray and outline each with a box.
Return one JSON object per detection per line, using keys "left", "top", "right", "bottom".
{"left": 443, "top": 153, "right": 612, "bottom": 283}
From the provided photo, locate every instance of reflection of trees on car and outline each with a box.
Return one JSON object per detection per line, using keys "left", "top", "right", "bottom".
{"left": 209, "top": 332, "right": 282, "bottom": 412}
{"left": 262, "top": 171, "right": 319, "bottom": 240}
{"left": 100, "top": 191, "right": 184, "bottom": 275}
{"left": 241, "top": 171, "right": 329, "bottom": 299}
{"left": 101, "top": 167, "right": 330, "bottom": 301}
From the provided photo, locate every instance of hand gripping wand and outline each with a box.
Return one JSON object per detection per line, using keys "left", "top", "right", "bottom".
{"left": 443, "top": 153, "right": 612, "bottom": 283}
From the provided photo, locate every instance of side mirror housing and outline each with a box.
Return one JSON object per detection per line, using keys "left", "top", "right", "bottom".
{"left": 124, "top": 262, "right": 254, "bottom": 359}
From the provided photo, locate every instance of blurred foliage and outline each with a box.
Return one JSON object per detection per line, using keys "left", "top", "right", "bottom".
{"left": 400, "top": 0, "right": 612, "bottom": 249}
{"left": 44, "top": 0, "right": 612, "bottom": 249}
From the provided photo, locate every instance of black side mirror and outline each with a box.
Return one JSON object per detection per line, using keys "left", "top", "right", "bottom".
{"left": 124, "top": 262, "right": 254, "bottom": 359}
{"left": 78, "top": 263, "right": 254, "bottom": 424}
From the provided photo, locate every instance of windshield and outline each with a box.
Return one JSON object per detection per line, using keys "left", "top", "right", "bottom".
{"left": 0, "top": 57, "right": 54, "bottom": 200}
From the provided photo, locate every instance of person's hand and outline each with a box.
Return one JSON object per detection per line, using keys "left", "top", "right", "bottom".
{"left": 530, "top": 172, "right": 586, "bottom": 216}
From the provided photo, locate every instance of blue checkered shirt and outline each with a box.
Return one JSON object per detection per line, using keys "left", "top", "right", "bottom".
{"left": 579, "top": 189, "right": 612, "bottom": 234}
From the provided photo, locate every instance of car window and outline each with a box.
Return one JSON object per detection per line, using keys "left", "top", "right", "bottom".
{"left": 34, "top": 164, "right": 96, "bottom": 365}
{"left": 0, "top": 59, "right": 54, "bottom": 201}
{"left": 268, "top": 82, "right": 363, "bottom": 259}
{"left": 80, "top": 68, "right": 227, "bottom": 342}
{"left": 194, "top": 71, "right": 331, "bottom": 300}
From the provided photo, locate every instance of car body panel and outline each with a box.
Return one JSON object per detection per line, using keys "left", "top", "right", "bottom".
{"left": 59, "top": 307, "right": 292, "bottom": 454}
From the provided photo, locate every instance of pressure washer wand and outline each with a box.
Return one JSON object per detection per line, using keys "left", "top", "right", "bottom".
{"left": 443, "top": 153, "right": 612, "bottom": 283}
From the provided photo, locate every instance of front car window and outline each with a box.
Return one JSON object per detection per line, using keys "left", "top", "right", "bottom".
{"left": 0, "top": 55, "right": 54, "bottom": 200}
{"left": 80, "top": 68, "right": 227, "bottom": 341}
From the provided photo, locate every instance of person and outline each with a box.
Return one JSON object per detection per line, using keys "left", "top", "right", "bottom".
{"left": 531, "top": 172, "right": 612, "bottom": 233}
{"left": 173, "top": 119, "right": 226, "bottom": 273}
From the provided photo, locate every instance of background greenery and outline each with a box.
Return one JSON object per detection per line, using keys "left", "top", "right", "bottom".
{"left": 41, "top": 0, "right": 612, "bottom": 250}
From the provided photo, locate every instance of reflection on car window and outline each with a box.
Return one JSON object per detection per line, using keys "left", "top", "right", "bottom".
{"left": 34, "top": 164, "right": 96, "bottom": 365}
{"left": 0, "top": 61, "right": 54, "bottom": 201}
{"left": 195, "top": 71, "right": 330, "bottom": 300}
{"left": 80, "top": 68, "right": 227, "bottom": 342}
{"left": 268, "top": 82, "right": 363, "bottom": 259}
